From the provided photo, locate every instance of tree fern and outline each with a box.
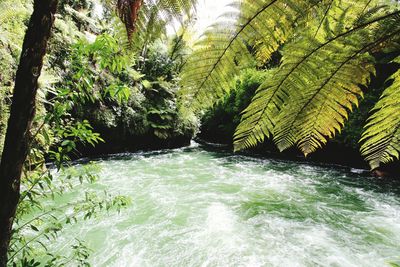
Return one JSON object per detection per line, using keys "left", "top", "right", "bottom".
{"left": 114, "top": 0, "right": 197, "bottom": 50}
{"left": 271, "top": 7, "right": 400, "bottom": 155}
{"left": 115, "top": 0, "right": 400, "bottom": 168}
{"left": 180, "top": 0, "right": 325, "bottom": 110}
{"left": 361, "top": 57, "right": 400, "bottom": 169}
{"left": 234, "top": 1, "right": 400, "bottom": 154}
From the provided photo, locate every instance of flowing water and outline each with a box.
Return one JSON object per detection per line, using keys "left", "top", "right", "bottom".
{"left": 48, "top": 143, "right": 400, "bottom": 266}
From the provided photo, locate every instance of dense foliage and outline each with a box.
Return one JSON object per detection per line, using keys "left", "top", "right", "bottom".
{"left": 68, "top": 36, "right": 198, "bottom": 155}
{"left": 1, "top": 0, "right": 400, "bottom": 264}
{"left": 0, "top": 0, "right": 198, "bottom": 264}
{"left": 181, "top": 0, "right": 400, "bottom": 169}
{"left": 200, "top": 61, "right": 400, "bottom": 169}
{"left": 0, "top": 0, "right": 31, "bottom": 154}
{"left": 199, "top": 69, "right": 266, "bottom": 144}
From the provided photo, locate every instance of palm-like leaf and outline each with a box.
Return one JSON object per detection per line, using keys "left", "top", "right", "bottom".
{"left": 115, "top": 0, "right": 197, "bottom": 49}
{"left": 361, "top": 57, "right": 400, "bottom": 169}
{"left": 113, "top": 0, "right": 400, "bottom": 169}
{"left": 234, "top": 1, "right": 400, "bottom": 154}
{"left": 180, "top": 0, "right": 325, "bottom": 110}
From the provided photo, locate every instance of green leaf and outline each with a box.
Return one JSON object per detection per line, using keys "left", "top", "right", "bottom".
{"left": 361, "top": 66, "right": 400, "bottom": 169}
{"left": 234, "top": 3, "right": 399, "bottom": 155}
{"left": 142, "top": 80, "right": 152, "bottom": 89}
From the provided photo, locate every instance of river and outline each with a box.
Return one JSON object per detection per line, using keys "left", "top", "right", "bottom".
{"left": 46, "top": 143, "right": 400, "bottom": 266}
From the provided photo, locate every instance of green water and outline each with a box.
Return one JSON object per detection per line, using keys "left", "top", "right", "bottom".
{"left": 49, "top": 143, "right": 400, "bottom": 266}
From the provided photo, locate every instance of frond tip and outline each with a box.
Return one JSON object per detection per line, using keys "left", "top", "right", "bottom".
{"left": 361, "top": 65, "right": 400, "bottom": 169}
{"left": 181, "top": 0, "right": 321, "bottom": 110}
{"left": 234, "top": 3, "right": 400, "bottom": 156}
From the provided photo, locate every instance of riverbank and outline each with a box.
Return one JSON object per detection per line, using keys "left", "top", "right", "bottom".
{"left": 74, "top": 132, "right": 192, "bottom": 159}
{"left": 195, "top": 138, "right": 400, "bottom": 178}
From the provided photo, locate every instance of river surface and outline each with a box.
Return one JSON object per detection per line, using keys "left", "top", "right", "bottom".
{"left": 49, "top": 143, "right": 400, "bottom": 266}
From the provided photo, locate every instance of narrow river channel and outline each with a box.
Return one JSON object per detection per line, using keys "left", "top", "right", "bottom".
{"left": 47, "top": 143, "right": 400, "bottom": 266}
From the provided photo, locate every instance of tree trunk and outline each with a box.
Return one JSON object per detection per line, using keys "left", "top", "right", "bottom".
{"left": 0, "top": 1, "right": 58, "bottom": 265}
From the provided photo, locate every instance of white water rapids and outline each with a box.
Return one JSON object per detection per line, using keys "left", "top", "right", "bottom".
{"left": 42, "top": 144, "right": 400, "bottom": 266}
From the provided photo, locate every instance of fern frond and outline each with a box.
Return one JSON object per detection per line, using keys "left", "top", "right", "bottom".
{"left": 234, "top": 2, "right": 400, "bottom": 152}
{"left": 113, "top": 0, "right": 196, "bottom": 51}
{"left": 361, "top": 59, "right": 400, "bottom": 169}
{"left": 272, "top": 45, "right": 375, "bottom": 155}
{"left": 180, "top": 0, "right": 324, "bottom": 110}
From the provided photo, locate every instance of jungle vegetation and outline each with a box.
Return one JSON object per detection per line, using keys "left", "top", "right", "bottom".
{"left": 0, "top": 0, "right": 197, "bottom": 265}
{"left": 181, "top": 0, "right": 400, "bottom": 170}
{"left": 0, "top": 0, "right": 400, "bottom": 265}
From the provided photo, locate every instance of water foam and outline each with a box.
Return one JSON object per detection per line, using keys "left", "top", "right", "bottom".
{"left": 43, "top": 146, "right": 400, "bottom": 266}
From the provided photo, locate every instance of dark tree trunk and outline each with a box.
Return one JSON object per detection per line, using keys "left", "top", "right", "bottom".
{"left": 0, "top": 1, "right": 58, "bottom": 265}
